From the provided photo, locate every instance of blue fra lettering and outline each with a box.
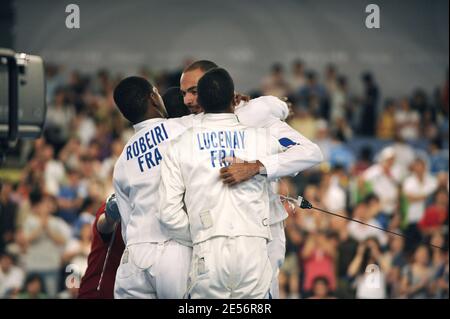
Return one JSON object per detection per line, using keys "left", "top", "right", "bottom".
{"left": 210, "top": 149, "right": 235, "bottom": 168}
{"left": 137, "top": 147, "right": 163, "bottom": 172}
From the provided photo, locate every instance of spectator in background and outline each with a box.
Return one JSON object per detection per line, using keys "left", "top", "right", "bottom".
{"left": 314, "top": 119, "right": 332, "bottom": 162}
{"left": 279, "top": 220, "right": 302, "bottom": 299}
{"left": 99, "top": 139, "right": 124, "bottom": 181}
{"left": 17, "top": 273, "right": 47, "bottom": 299}
{"left": 92, "top": 122, "right": 114, "bottom": 161}
{"left": 44, "top": 88, "right": 75, "bottom": 154}
{"left": 58, "top": 138, "right": 83, "bottom": 172}
{"left": 62, "top": 221, "right": 93, "bottom": 281}
{"left": 351, "top": 147, "right": 372, "bottom": 176}
{"left": 400, "top": 245, "right": 434, "bottom": 298}
{"left": 395, "top": 98, "right": 420, "bottom": 141}
{"left": 428, "top": 138, "right": 449, "bottom": 175}
{"left": 429, "top": 232, "right": 447, "bottom": 274}
{"left": 418, "top": 188, "right": 448, "bottom": 235}
{"left": 288, "top": 107, "right": 319, "bottom": 141}
{"left": 320, "top": 168, "right": 347, "bottom": 214}
{"left": 329, "top": 214, "right": 358, "bottom": 298}
{"left": 347, "top": 238, "right": 387, "bottom": 299}
{"left": 21, "top": 190, "right": 70, "bottom": 297}
{"left": 308, "top": 277, "right": 336, "bottom": 299}
{"left": 301, "top": 231, "right": 337, "bottom": 297}
{"left": 42, "top": 144, "right": 66, "bottom": 197}
{"left": 296, "top": 185, "right": 329, "bottom": 233}
{"left": 328, "top": 132, "right": 355, "bottom": 173}
{"left": 330, "top": 76, "right": 349, "bottom": 128}
{"left": 297, "top": 71, "right": 328, "bottom": 112}
{"left": 261, "top": 63, "right": 290, "bottom": 98}
{"left": 45, "top": 64, "right": 63, "bottom": 105}
{"left": 289, "top": 59, "right": 306, "bottom": 92}
{"left": 348, "top": 196, "right": 388, "bottom": 247}
{"left": 377, "top": 99, "right": 396, "bottom": 140}
{"left": 0, "top": 181, "right": 18, "bottom": 254}
{"left": 410, "top": 89, "right": 430, "bottom": 117}
{"left": 56, "top": 169, "right": 84, "bottom": 225}
{"left": 402, "top": 157, "right": 438, "bottom": 252}
{"left": 359, "top": 72, "right": 379, "bottom": 136}
{"left": 391, "top": 135, "right": 416, "bottom": 181}
{"left": 430, "top": 250, "right": 448, "bottom": 299}
{"left": 361, "top": 147, "right": 401, "bottom": 219}
{"left": 0, "top": 252, "right": 25, "bottom": 298}
{"left": 324, "top": 64, "right": 338, "bottom": 94}
{"left": 384, "top": 235, "right": 407, "bottom": 298}
{"left": 73, "top": 111, "right": 97, "bottom": 147}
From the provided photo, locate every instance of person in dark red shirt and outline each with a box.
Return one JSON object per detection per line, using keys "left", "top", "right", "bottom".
{"left": 78, "top": 194, "right": 124, "bottom": 299}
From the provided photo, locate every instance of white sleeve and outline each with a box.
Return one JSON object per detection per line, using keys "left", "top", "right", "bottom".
{"left": 236, "top": 96, "right": 289, "bottom": 127}
{"left": 257, "top": 95, "right": 289, "bottom": 121}
{"left": 113, "top": 159, "right": 133, "bottom": 225}
{"left": 158, "top": 141, "right": 192, "bottom": 246}
{"left": 258, "top": 120, "right": 323, "bottom": 180}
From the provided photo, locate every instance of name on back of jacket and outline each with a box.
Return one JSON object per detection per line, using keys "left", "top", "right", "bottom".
{"left": 125, "top": 123, "right": 168, "bottom": 172}
{"left": 196, "top": 130, "right": 246, "bottom": 168}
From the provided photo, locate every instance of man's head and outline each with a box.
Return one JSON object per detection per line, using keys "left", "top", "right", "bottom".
{"left": 113, "top": 76, "right": 167, "bottom": 124}
{"left": 412, "top": 157, "right": 427, "bottom": 176}
{"left": 180, "top": 60, "right": 218, "bottom": 114}
{"left": 162, "top": 87, "right": 191, "bottom": 119}
{"left": 197, "top": 68, "right": 235, "bottom": 114}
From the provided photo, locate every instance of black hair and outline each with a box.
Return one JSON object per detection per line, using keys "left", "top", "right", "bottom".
{"left": 29, "top": 187, "right": 43, "bottom": 206}
{"left": 162, "top": 87, "right": 191, "bottom": 118}
{"left": 337, "top": 76, "right": 347, "bottom": 87}
{"left": 113, "top": 76, "right": 153, "bottom": 124}
{"left": 306, "top": 71, "right": 317, "bottom": 81}
{"left": 197, "top": 68, "right": 235, "bottom": 113}
{"left": 271, "top": 63, "right": 283, "bottom": 73}
{"left": 22, "top": 273, "right": 46, "bottom": 294}
{"left": 183, "top": 60, "right": 218, "bottom": 73}
{"left": 359, "top": 146, "right": 373, "bottom": 162}
{"left": 362, "top": 72, "right": 373, "bottom": 83}
{"left": 430, "top": 137, "right": 443, "bottom": 149}
{"left": 363, "top": 193, "right": 380, "bottom": 204}
{"left": 80, "top": 196, "right": 95, "bottom": 213}
{"left": 312, "top": 276, "right": 330, "bottom": 289}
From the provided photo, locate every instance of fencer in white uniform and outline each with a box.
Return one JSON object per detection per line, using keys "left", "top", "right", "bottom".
{"left": 112, "top": 76, "right": 295, "bottom": 298}
{"left": 159, "top": 68, "right": 282, "bottom": 298}
{"left": 180, "top": 60, "right": 323, "bottom": 298}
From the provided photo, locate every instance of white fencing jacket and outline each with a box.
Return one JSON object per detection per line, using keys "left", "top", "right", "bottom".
{"left": 236, "top": 97, "right": 323, "bottom": 224}
{"left": 158, "top": 113, "right": 282, "bottom": 246}
{"left": 113, "top": 96, "right": 322, "bottom": 245}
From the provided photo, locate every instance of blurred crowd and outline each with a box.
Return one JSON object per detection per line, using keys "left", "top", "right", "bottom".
{"left": 0, "top": 60, "right": 448, "bottom": 299}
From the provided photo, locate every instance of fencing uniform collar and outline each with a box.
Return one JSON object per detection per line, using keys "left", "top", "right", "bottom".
{"left": 133, "top": 118, "right": 165, "bottom": 133}
{"left": 200, "top": 113, "right": 240, "bottom": 125}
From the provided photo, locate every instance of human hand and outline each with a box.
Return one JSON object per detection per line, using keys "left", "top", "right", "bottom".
{"left": 219, "top": 157, "right": 265, "bottom": 186}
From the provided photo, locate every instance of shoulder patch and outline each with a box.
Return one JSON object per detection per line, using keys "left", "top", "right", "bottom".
{"left": 278, "top": 137, "right": 299, "bottom": 148}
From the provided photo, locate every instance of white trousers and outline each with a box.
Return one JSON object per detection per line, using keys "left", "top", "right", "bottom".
{"left": 187, "top": 236, "right": 272, "bottom": 299}
{"left": 114, "top": 240, "right": 192, "bottom": 299}
{"left": 267, "top": 221, "right": 286, "bottom": 299}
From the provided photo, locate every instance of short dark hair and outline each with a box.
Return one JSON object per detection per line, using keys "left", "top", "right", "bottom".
{"left": 197, "top": 68, "right": 235, "bottom": 113}
{"left": 183, "top": 60, "right": 218, "bottom": 73}
{"left": 29, "top": 187, "right": 42, "bottom": 206}
{"left": 162, "top": 87, "right": 191, "bottom": 118}
{"left": 364, "top": 193, "right": 380, "bottom": 204}
{"left": 313, "top": 276, "right": 330, "bottom": 288}
{"left": 113, "top": 76, "right": 153, "bottom": 124}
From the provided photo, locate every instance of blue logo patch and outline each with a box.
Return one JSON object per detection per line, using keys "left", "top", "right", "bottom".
{"left": 278, "top": 137, "right": 299, "bottom": 148}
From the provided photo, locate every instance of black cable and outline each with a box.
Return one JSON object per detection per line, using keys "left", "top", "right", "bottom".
{"left": 282, "top": 195, "right": 446, "bottom": 251}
